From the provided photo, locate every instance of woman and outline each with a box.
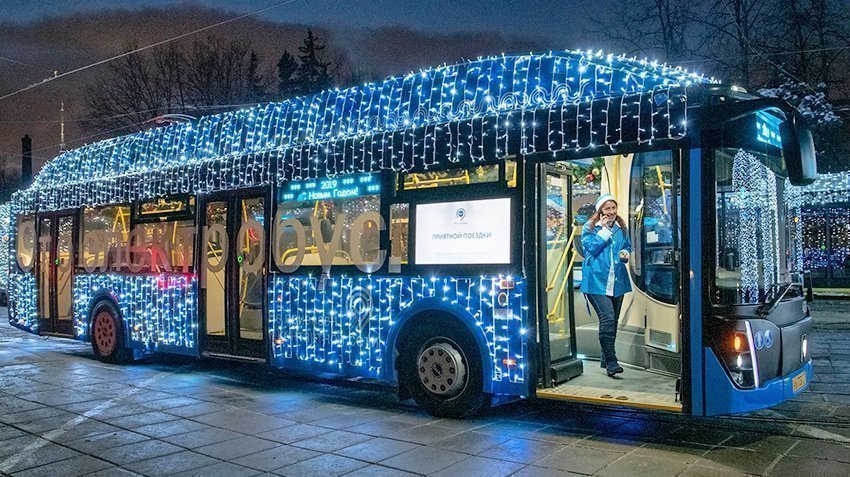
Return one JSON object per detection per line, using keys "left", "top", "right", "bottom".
{"left": 580, "top": 193, "right": 632, "bottom": 377}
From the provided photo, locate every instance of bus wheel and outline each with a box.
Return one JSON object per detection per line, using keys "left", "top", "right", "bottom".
{"left": 90, "top": 301, "right": 131, "bottom": 364}
{"left": 400, "top": 321, "right": 490, "bottom": 418}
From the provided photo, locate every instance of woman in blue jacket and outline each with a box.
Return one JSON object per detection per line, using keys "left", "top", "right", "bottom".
{"left": 580, "top": 193, "right": 632, "bottom": 377}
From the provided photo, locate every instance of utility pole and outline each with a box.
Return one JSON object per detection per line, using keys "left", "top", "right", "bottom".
{"left": 59, "top": 101, "right": 66, "bottom": 153}
{"left": 21, "top": 135, "right": 32, "bottom": 189}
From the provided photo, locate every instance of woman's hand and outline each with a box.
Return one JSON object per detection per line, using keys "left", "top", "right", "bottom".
{"left": 619, "top": 250, "right": 630, "bottom": 262}
{"left": 599, "top": 214, "right": 615, "bottom": 228}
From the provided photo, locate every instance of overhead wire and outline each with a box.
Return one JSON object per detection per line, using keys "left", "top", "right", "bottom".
{"left": 0, "top": 0, "right": 301, "bottom": 102}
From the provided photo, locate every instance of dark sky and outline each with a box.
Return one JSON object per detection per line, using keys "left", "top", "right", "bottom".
{"left": 0, "top": 0, "right": 599, "bottom": 45}
{"left": 0, "top": 0, "right": 619, "bottom": 181}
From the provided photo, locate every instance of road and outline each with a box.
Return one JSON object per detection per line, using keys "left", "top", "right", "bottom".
{"left": 1, "top": 302, "right": 849, "bottom": 477}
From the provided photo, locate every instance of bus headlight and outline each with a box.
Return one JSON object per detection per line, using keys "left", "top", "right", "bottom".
{"left": 801, "top": 334, "right": 808, "bottom": 363}
{"left": 718, "top": 329, "right": 758, "bottom": 389}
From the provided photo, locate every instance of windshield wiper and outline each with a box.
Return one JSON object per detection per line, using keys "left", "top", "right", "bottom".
{"left": 756, "top": 282, "right": 796, "bottom": 318}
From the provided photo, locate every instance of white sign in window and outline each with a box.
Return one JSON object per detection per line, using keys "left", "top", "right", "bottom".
{"left": 415, "top": 198, "right": 512, "bottom": 265}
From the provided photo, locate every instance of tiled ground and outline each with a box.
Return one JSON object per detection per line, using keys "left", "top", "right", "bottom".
{"left": 1, "top": 303, "right": 850, "bottom": 477}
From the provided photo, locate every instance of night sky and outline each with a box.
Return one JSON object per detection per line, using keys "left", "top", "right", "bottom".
{"left": 0, "top": 0, "right": 615, "bottom": 180}
{"left": 0, "top": 0, "right": 599, "bottom": 44}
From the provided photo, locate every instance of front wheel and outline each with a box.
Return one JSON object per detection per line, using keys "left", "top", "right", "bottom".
{"left": 90, "top": 300, "right": 132, "bottom": 364}
{"left": 399, "top": 320, "right": 490, "bottom": 418}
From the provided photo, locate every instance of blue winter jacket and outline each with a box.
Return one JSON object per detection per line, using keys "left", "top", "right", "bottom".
{"left": 579, "top": 221, "right": 633, "bottom": 297}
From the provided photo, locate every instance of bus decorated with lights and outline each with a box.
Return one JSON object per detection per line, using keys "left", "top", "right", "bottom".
{"left": 6, "top": 50, "right": 817, "bottom": 417}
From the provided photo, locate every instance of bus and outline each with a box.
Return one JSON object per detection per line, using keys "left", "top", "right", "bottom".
{"left": 6, "top": 50, "right": 817, "bottom": 418}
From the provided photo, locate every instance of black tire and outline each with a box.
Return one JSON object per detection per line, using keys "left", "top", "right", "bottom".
{"left": 90, "top": 300, "right": 132, "bottom": 364}
{"left": 399, "top": 318, "right": 491, "bottom": 418}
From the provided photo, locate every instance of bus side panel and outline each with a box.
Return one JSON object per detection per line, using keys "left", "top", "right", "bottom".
{"left": 268, "top": 275, "right": 528, "bottom": 397}
{"left": 73, "top": 274, "right": 200, "bottom": 357}
{"left": 704, "top": 348, "right": 812, "bottom": 415}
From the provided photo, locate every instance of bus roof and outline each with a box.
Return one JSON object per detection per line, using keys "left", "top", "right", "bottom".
{"left": 20, "top": 50, "right": 714, "bottom": 208}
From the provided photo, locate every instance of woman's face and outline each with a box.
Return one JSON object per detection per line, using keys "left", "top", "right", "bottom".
{"left": 600, "top": 200, "right": 617, "bottom": 218}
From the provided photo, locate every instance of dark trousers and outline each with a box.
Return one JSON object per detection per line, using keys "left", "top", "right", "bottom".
{"left": 585, "top": 293, "right": 624, "bottom": 368}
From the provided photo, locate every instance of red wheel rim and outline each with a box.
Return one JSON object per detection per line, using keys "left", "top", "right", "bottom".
{"left": 93, "top": 311, "right": 116, "bottom": 356}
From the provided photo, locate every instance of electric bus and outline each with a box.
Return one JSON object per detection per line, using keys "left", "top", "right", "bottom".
{"left": 6, "top": 50, "right": 817, "bottom": 418}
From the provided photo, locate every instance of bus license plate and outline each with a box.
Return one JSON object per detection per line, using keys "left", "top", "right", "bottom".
{"left": 792, "top": 372, "right": 807, "bottom": 392}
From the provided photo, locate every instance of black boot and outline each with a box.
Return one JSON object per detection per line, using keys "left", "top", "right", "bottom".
{"left": 606, "top": 362, "right": 624, "bottom": 377}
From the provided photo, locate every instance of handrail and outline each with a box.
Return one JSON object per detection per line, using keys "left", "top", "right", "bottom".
{"left": 547, "top": 250, "right": 580, "bottom": 322}
{"left": 655, "top": 165, "right": 668, "bottom": 215}
{"left": 546, "top": 225, "right": 579, "bottom": 291}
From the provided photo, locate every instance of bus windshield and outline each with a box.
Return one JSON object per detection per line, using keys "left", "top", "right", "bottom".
{"left": 710, "top": 110, "right": 800, "bottom": 305}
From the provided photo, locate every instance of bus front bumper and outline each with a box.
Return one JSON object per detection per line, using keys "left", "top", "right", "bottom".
{"left": 704, "top": 348, "right": 812, "bottom": 416}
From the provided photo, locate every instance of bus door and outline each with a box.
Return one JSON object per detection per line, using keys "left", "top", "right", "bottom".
{"left": 537, "top": 164, "right": 582, "bottom": 385}
{"left": 200, "top": 190, "right": 268, "bottom": 360}
{"left": 36, "top": 211, "right": 76, "bottom": 336}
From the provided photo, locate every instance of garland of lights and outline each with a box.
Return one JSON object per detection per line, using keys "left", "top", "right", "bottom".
{"left": 6, "top": 50, "right": 712, "bottom": 390}
{"left": 0, "top": 203, "right": 9, "bottom": 294}
{"left": 269, "top": 276, "right": 527, "bottom": 385}
{"left": 732, "top": 149, "right": 782, "bottom": 302}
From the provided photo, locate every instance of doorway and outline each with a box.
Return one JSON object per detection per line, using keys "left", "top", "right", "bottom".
{"left": 36, "top": 212, "right": 76, "bottom": 336}
{"left": 200, "top": 190, "right": 268, "bottom": 360}
{"left": 535, "top": 154, "right": 683, "bottom": 412}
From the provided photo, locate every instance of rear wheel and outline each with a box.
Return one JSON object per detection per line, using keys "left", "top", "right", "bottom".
{"left": 399, "top": 319, "right": 490, "bottom": 418}
{"left": 90, "top": 301, "right": 131, "bottom": 364}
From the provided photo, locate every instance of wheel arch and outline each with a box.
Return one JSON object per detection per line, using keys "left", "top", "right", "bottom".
{"left": 384, "top": 297, "right": 495, "bottom": 394}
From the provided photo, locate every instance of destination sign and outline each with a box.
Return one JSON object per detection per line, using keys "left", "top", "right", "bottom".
{"left": 279, "top": 173, "right": 381, "bottom": 202}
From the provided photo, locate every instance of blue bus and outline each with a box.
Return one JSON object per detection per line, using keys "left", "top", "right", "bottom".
{"left": 6, "top": 50, "right": 817, "bottom": 417}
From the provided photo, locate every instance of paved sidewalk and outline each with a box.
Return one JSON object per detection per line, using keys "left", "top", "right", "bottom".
{"left": 1, "top": 303, "right": 850, "bottom": 476}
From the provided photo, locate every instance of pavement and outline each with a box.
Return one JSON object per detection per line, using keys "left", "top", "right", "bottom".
{"left": 1, "top": 302, "right": 850, "bottom": 477}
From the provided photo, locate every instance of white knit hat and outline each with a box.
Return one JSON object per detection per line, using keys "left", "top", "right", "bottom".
{"left": 595, "top": 193, "right": 617, "bottom": 212}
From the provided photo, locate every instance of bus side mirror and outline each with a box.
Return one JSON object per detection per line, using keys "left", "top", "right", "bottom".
{"left": 781, "top": 112, "right": 817, "bottom": 186}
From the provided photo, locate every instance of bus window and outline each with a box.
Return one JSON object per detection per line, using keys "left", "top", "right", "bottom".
{"left": 15, "top": 215, "right": 35, "bottom": 271}
{"left": 506, "top": 159, "right": 518, "bottom": 188}
{"left": 137, "top": 220, "right": 195, "bottom": 273}
{"left": 139, "top": 196, "right": 194, "bottom": 216}
{"left": 403, "top": 164, "right": 499, "bottom": 190}
{"left": 629, "top": 151, "right": 679, "bottom": 304}
{"left": 390, "top": 203, "right": 409, "bottom": 267}
{"left": 710, "top": 111, "right": 797, "bottom": 304}
{"left": 80, "top": 205, "right": 130, "bottom": 272}
{"left": 276, "top": 184, "right": 381, "bottom": 270}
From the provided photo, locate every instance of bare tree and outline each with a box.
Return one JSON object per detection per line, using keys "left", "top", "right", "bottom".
{"left": 769, "top": 0, "right": 850, "bottom": 96}
{"left": 591, "top": 0, "right": 701, "bottom": 62}
{"left": 692, "top": 0, "right": 775, "bottom": 88}
{"left": 84, "top": 36, "right": 271, "bottom": 135}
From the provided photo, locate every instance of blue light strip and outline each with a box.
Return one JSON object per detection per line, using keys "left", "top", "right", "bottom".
{"left": 269, "top": 275, "right": 527, "bottom": 387}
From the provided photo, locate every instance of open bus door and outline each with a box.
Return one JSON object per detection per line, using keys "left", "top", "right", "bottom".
{"left": 535, "top": 155, "right": 683, "bottom": 412}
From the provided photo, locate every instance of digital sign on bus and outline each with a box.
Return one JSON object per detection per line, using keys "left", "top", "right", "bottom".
{"left": 756, "top": 110, "right": 782, "bottom": 148}
{"left": 279, "top": 172, "right": 380, "bottom": 202}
